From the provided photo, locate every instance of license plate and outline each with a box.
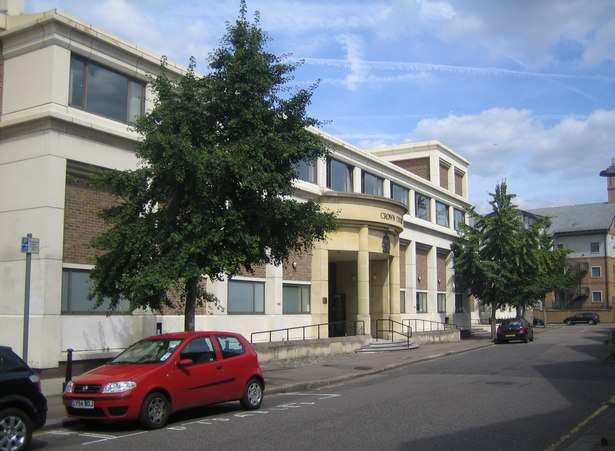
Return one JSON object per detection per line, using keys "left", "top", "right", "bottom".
{"left": 71, "top": 399, "right": 94, "bottom": 409}
{"left": 505, "top": 334, "right": 515, "bottom": 338}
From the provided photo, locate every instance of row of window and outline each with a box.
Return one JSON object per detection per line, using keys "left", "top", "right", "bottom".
{"left": 409, "top": 291, "right": 464, "bottom": 314}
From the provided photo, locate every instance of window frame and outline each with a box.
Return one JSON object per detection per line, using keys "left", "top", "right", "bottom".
{"left": 591, "top": 291, "right": 602, "bottom": 303}
{"left": 61, "top": 268, "right": 132, "bottom": 315}
{"left": 416, "top": 291, "right": 428, "bottom": 313}
{"left": 282, "top": 283, "right": 311, "bottom": 314}
{"left": 326, "top": 158, "right": 354, "bottom": 193}
{"left": 227, "top": 279, "right": 266, "bottom": 315}
{"left": 400, "top": 289, "right": 406, "bottom": 314}
{"left": 69, "top": 54, "right": 146, "bottom": 124}
{"left": 415, "top": 192, "right": 431, "bottom": 221}
{"left": 591, "top": 266, "right": 601, "bottom": 278}
{"left": 215, "top": 335, "right": 246, "bottom": 359}
{"left": 435, "top": 201, "right": 450, "bottom": 227}
{"left": 391, "top": 183, "right": 409, "bottom": 206}
{"left": 437, "top": 293, "right": 446, "bottom": 313}
{"left": 453, "top": 208, "right": 465, "bottom": 232}
{"left": 361, "top": 171, "right": 384, "bottom": 196}
{"left": 454, "top": 293, "right": 464, "bottom": 313}
{"left": 590, "top": 242, "right": 600, "bottom": 254}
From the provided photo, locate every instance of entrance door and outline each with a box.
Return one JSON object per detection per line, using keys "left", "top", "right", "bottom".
{"left": 328, "top": 262, "right": 347, "bottom": 337}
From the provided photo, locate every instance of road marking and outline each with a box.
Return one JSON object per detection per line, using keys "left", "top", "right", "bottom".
{"left": 81, "top": 431, "right": 146, "bottom": 446}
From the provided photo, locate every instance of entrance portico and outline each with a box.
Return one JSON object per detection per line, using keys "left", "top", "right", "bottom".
{"left": 310, "top": 193, "right": 407, "bottom": 337}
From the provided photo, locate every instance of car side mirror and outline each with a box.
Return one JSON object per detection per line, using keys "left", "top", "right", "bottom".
{"left": 177, "top": 358, "right": 193, "bottom": 367}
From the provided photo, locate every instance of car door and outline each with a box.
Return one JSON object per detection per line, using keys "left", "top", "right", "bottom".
{"left": 213, "top": 335, "right": 250, "bottom": 401}
{"left": 173, "top": 336, "right": 227, "bottom": 409}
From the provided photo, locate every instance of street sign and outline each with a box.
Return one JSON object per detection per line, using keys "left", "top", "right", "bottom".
{"left": 21, "top": 236, "right": 40, "bottom": 254}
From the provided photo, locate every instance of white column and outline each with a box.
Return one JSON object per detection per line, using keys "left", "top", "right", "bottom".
{"left": 409, "top": 189, "right": 415, "bottom": 217}
{"left": 358, "top": 225, "right": 370, "bottom": 335}
{"left": 265, "top": 262, "right": 283, "bottom": 315}
{"left": 383, "top": 179, "right": 391, "bottom": 198}
{"left": 353, "top": 167, "right": 362, "bottom": 193}
{"left": 428, "top": 245, "right": 438, "bottom": 318}
{"left": 430, "top": 154, "right": 439, "bottom": 183}
{"left": 448, "top": 205, "right": 454, "bottom": 230}
{"left": 448, "top": 166, "right": 455, "bottom": 193}
{"left": 430, "top": 197, "right": 436, "bottom": 224}
{"left": 408, "top": 241, "right": 417, "bottom": 313}
{"left": 316, "top": 157, "right": 327, "bottom": 189}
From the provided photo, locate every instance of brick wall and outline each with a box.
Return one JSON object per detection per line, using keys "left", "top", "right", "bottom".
{"left": 283, "top": 249, "right": 312, "bottom": 281}
{"left": 392, "top": 157, "right": 430, "bottom": 181}
{"left": 237, "top": 264, "right": 266, "bottom": 278}
{"left": 63, "top": 176, "right": 119, "bottom": 265}
{"left": 416, "top": 244, "right": 429, "bottom": 290}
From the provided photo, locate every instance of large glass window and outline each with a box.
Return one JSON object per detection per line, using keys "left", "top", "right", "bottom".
{"left": 416, "top": 292, "right": 427, "bottom": 313}
{"left": 69, "top": 55, "right": 145, "bottom": 123}
{"left": 436, "top": 201, "right": 450, "bottom": 227}
{"left": 61, "top": 269, "right": 131, "bottom": 314}
{"left": 295, "top": 160, "right": 316, "bottom": 184}
{"left": 391, "top": 183, "right": 409, "bottom": 206}
{"left": 590, "top": 242, "right": 600, "bottom": 254}
{"left": 455, "top": 293, "right": 464, "bottom": 313}
{"left": 362, "top": 171, "right": 384, "bottom": 196}
{"left": 454, "top": 208, "right": 465, "bottom": 231}
{"left": 283, "top": 284, "right": 311, "bottom": 314}
{"left": 437, "top": 293, "right": 446, "bottom": 313}
{"left": 415, "top": 193, "right": 431, "bottom": 221}
{"left": 327, "top": 158, "right": 353, "bottom": 192}
{"left": 228, "top": 280, "right": 265, "bottom": 314}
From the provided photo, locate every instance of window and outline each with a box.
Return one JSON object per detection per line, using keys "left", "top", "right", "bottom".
{"left": 591, "top": 266, "right": 601, "bottom": 278}
{"left": 283, "top": 284, "right": 310, "bottom": 314}
{"left": 0, "top": 349, "right": 28, "bottom": 373}
{"left": 590, "top": 242, "right": 600, "bottom": 254}
{"left": 453, "top": 209, "right": 465, "bottom": 231}
{"left": 436, "top": 201, "right": 450, "bottom": 227}
{"left": 61, "top": 269, "right": 131, "bottom": 314}
{"left": 439, "top": 161, "right": 449, "bottom": 190}
{"left": 437, "top": 293, "right": 446, "bottom": 313}
{"left": 592, "top": 291, "right": 602, "bottom": 303}
{"left": 416, "top": 292, "right": 427, "bottom": 313}
{"left": 391, "top": 183, "right": 409, "bottom": 206}
{"left": 400, "top": 290, "right": 406, "bottom": 314}
{"left": 454, "top": 170, "right": 464, "bottom": 196}
{"left": 216, "top": 336, "right": 245, "bottom": 359}
{"left": 362, "top": 171, "right": 384, "bottom": 196}
{"left": 228, "top": 280, "right": 265, "bottom": 314}
{"left": 295, "top": 160, "right": 316, "bottom": 184}
{"left": 415, "top": 193, "right": 431, "bottom": 221}
{"left": 455, "top": 293, "right": 464, "bottom": 313}
{"left": 69, "top": 55, "right": 145, "bottom": 123}
{"left": 327, "top": 158, "right": 353, "bottom": 192}
{"left": 181, "top": 337, "right": 216, "bottom": 364}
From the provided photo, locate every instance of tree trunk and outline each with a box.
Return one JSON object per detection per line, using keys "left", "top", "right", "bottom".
{"left": 490, "top": 306, "right": 497, "bottom": 341}
{"left": 184, "top": 277, "right": 199, "bottom": 332}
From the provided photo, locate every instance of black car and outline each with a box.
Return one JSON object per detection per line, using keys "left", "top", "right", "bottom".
{"left": 564, "top": 313, "right": 600, "bottom": 325}
{"left": 0, "top": 346, "right": 47, "bottom": 451}
{"left": 496, "top": 318, "right": 534, "bottom": 343}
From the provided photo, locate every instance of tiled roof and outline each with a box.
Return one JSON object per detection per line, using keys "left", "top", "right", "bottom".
{"left": 529, "top": 202, "right": 615, "bottom": 234}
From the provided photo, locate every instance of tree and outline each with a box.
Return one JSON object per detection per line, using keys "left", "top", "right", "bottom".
{"left": 89, "top": 1, "right": 337, "bottom": 331}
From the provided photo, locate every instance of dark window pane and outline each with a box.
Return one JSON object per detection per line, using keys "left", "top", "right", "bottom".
{"left": 181, "top": 337, "right": 216, "bottom": 363}
{"left": 61, "top": 269, "right": 131, "bottom": 313}
{"left": 437, "top": 293, "right": 446, "bottom": 313}
{"left": 128, "top": 80, "right": 144, "bottom": 123}
{"left": 295, "top": 160, "right": 316, "bottom": 184}
{"left": 455, "top": 293, "right": 464, "bottom": 313}
{"left": 69, "top": 57, "right": 85, "bottom": 107}
{"left": 454, "top": 209, "right": 465, "bottom": 231}
{"left": 228, "top": 280, "right": 265, "bottom": 313}
{"left": 436, "top": 202, "right": 449, "bottom": 227}
{"left": 415, "top": 193, "right": 430, "bottom": 221}
{"left": 216, "top": 336, "right": 245, "bottom": 358}
{"left": 86, "top": 62, "right": 129, "bottom": 122}
{"left": 391, "top": 183, "right": 409, "bottom": 206}
{"left": 362, "top": 172, "right": 383, "bottom": 196}
{"left": 283, "top": 285, "right": 301, "bottom": 314}
{"left": 416, "top": 292, "right": 427, "bottom": 313}
{"left": 400, "top": 290, "right": 406, "bottom": 313}
{"left": 327, "top": 159, "right": 353, "bottom": 192}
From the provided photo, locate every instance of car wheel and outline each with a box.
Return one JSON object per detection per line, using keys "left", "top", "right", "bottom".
{"left": 139, "top": 392, "right": 170, "bottom": 430}
{"left": 589, "top": 320, "right": 595, "bottom": 325}
{"left": 0, "top": 407, "right": 32, "bottom": 451}
{"left": 240, "top": 378, "right": 263, "bottom": 410}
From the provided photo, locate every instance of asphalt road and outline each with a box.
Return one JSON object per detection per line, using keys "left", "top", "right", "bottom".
{"left": 33, "top": 325, "right": 615, "bottom": 451}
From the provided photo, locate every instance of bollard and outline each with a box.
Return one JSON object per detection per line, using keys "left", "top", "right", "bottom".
{"left": 63, "top": 348, "right": 74, "bottom": 391}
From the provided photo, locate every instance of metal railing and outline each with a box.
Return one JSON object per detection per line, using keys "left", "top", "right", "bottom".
{"left": 250, "top": 319, "right": 365, "bottom": 343}
{"left": 375, "top": 318, "right": 412, "bottom": 348}
{"left": 402, "top": 318, "right": 458, "bottom": 334}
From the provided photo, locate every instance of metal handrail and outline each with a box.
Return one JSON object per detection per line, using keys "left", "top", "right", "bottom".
{"left": 402, "top": 318, "right": 459, "bottom": 333}
{"left": 250, "top": 319, "right": 366, "bottom": 343}
{"left": 375, "top": 318, "right": 412, "bottom": 349}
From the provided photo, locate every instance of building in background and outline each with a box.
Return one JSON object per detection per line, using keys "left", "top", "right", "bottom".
{"left": 0, "top": 1, "right": 473, "bottom": 369}
{"left": 531, "top": 161, "right": 615, "bottom": 324}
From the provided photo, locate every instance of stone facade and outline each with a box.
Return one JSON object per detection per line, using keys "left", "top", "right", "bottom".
{"left": 416, "top": 245, "right": 429, "bottom": 290}
{"left": 392, "top": 157, "right": 430, "bottom": 181}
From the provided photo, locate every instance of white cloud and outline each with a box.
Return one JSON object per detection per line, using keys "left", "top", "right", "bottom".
{"left": 336, "top": 33, "right": 369, "bottom": 90}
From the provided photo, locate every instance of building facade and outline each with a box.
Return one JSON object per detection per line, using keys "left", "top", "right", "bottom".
{"left": 0, "top": 2, "right": 474, "bottom": 369}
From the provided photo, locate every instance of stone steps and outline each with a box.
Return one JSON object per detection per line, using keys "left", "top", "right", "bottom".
{"left": 357, "top": 340, "right": 420, "bottom": 353}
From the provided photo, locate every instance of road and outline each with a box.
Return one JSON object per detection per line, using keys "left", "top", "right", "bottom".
{"left": 33, "top": 325, "right": 615, "bottom": 451}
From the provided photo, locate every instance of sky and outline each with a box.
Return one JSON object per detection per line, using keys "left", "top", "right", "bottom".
{"left": 27, "top": 0, "right": 615, "bottom": 211}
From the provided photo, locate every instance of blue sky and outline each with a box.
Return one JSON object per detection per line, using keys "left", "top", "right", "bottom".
{"left": 27, "top": 0, "right": 615, "bottom": 211}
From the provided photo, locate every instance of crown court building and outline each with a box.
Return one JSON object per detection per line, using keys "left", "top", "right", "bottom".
{"left": 0, "top": 1, "right": 475, "bottom": 369}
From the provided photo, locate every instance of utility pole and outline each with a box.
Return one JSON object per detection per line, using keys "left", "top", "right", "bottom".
{"left": 21, "top": 233, "right": 39, "bottom": 363}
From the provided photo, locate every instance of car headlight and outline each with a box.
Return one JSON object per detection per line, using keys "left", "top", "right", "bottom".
{"left": 64, "top": 380, "right": 74, "bottom": 393}
{"left": 102, "top": 381, "right": 137, "bottom": 394}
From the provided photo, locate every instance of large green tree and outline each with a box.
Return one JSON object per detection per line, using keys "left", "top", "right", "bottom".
{"left": 90, "top": 2, "right": 336, "bottom": 330}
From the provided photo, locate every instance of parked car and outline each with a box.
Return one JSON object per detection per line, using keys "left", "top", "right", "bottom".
{"left": 63, "top": 332, "right": 264, "bottom": 429}
{"left": 496, "top": 318, "right": 534, "bottom": 343}
{"left": 564, "top": 313, "right": 600, "bottom": 325}
{"left": 0, "top": 346, "right": 47, "bottom": 451}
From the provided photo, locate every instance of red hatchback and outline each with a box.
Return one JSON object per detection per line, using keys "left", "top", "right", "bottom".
{"left": 63, "top": 332, "right": 264, "bottom": 429}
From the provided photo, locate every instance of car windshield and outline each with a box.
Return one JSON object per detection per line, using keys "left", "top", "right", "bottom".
{"left": 110, "top": 339, "right": 183, "bottom": 364}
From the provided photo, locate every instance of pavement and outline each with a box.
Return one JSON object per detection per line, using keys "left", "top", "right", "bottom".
{"left": 41, "top": 335, "right": 495, "bottom": 430}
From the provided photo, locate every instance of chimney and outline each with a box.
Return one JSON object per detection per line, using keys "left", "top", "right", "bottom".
{"left": 599, "top": 158, "right": 615, "bottom": 203}
{"left": 0, "top": 0, "right": 24, "bottom": 16}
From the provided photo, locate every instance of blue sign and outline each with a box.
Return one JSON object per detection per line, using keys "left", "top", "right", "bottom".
{"left": 21, "top": 237, "right": 29, "bottom": 253}
{"left": 21, "top": 236, "right": 40, "bottom": 254}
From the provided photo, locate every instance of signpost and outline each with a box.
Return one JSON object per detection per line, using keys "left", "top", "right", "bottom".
{"left": 21, "top": 233, "right": 39, "bottom": 363}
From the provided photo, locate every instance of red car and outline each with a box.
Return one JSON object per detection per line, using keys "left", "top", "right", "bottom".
{"left": 63, "top": 331, "right": 264, "bottom": 429}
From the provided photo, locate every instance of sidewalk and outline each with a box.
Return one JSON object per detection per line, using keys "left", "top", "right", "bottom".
{"left": 555, "top": 393, "right": 615, "bottom": 450}
{"left": 43, "top": 337, "right": 493, "bottom": 430}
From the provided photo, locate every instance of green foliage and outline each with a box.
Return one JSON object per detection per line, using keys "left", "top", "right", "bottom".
{"left": 89, "top": 1, "right": 336, "bottom": 330}
{"left": 452, "top": 181, "right": 580, "bottom": 337}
